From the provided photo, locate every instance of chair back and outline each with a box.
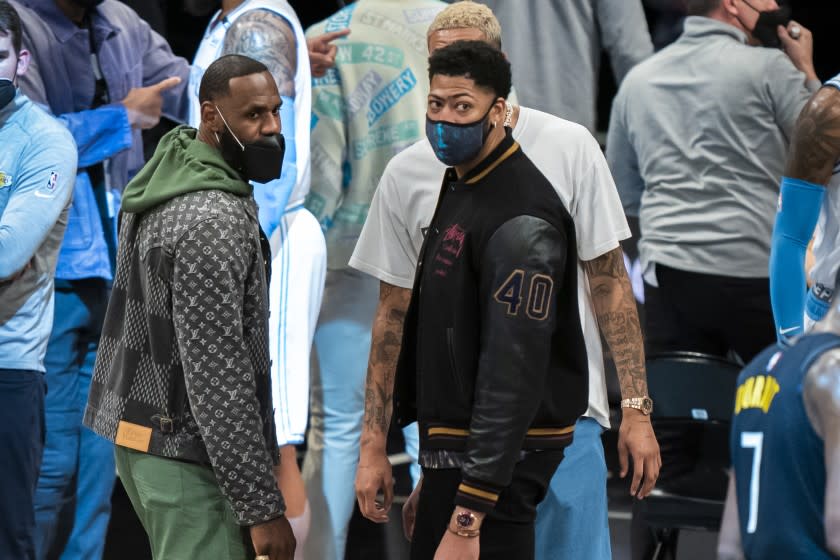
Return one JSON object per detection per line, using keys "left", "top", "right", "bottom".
{"left": 647, "top": 351, "right": 741, "bottom": 423}
{"left": 645, "top": 351, "right": 742, "bottom": 504}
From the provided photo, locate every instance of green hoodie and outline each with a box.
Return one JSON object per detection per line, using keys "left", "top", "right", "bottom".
{"left": 121, "top": 126, "right": 250, "bottom": 214}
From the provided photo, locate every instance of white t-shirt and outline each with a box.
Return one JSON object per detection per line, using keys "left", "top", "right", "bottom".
{"left": 349, "top": 107, "right": 630, "bottom": 427}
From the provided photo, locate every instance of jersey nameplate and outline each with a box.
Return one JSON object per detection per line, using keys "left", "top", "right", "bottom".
{"left": 734, "top": 374, "right": 781, "bottom": 414}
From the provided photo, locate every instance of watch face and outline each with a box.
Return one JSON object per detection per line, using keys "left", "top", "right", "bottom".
{"left": 642, "top": 397, "right": 653, "bottom": 413}
{"left": 456, "top": 511, "right": 475, "bottom": 528}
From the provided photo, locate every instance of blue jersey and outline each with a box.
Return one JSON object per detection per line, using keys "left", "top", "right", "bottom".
{"left": 731, "top": 333, "right": 840, "bottom": 559}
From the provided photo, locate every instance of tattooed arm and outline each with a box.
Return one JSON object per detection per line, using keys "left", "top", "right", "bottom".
{"left": 584, "top": 247, "right": 661, "bottom": 498}
{"left": 355, "top": 281, "right": 412, "bottom": 523}
{"left": 769, "top": 87, "right": 840, "bottom": 338}
{"left": 786, "top": 87, "right": 840, "bottom": 185}
{"left": 222, "top": 9, "right": 297, "bottom": 97}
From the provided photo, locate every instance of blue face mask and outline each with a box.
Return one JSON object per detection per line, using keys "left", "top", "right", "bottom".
{"left": 425, "top": 101, "right": 498, "bottom": 167}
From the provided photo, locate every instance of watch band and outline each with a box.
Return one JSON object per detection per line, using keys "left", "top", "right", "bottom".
{"left": 447, "top": 525, "right": 481, "bottom": 538}
{"left": 621, "top": 396, "right": 653, "bottom": 415}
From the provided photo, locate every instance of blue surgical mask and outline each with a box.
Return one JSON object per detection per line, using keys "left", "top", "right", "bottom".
{"left": 425, "top": 101, "right": 498, "bottom": 167}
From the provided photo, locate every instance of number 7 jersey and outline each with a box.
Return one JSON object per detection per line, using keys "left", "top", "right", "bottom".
{"left": 731, "top": 332, "right": 840, "bottom": 559}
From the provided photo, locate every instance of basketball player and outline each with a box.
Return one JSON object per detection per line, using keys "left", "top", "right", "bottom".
{"left": 719, "top": 269, "right": 840, "bottom": 559}
{"left": 352, "top": 4, "right": 659, "bottom": 560}
{"left": 770, "top": 76, "right": 840, "bottom": 340}
{"left": 185, "top": 1, "right": 329, "bottom": 553}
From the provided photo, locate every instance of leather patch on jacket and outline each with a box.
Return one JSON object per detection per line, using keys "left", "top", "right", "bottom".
{"left": 115, "top": 421, "right": 152, "bottom": 452}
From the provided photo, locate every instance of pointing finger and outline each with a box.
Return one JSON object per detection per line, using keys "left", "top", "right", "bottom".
{"left": 153, "top": 76, "right": 182, "bottom": 92}
{"left": 315, "top": 29, "right": 351, "bottom": 48}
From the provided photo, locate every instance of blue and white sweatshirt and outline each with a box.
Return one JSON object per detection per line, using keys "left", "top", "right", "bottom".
{"left": 0, "top": 90, "right": 76, "bottom": 372}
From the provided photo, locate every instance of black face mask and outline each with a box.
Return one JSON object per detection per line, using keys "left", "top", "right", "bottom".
{"left": 0, "top": 78, "right": 15, "bottom": 111}
{"left": 0, "top": 61, "right": 18, "bottom": 111}
{"left": 741, "top": 0, "right": 792, "bottom": 48}
{"left": 215, "top": 107, "right": 286, "bottom": 184}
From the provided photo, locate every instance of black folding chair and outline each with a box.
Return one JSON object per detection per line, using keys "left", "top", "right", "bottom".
{"left": 637, "top": 351, "right": 742, "bottom": 560}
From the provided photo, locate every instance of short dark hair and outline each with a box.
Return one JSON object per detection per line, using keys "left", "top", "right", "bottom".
{"left": 428, "top": 40, "right": 511, "bottom": 100}
{"left": 685, "top": 0, "right": 721, "bottom": 16}
{"left": 198, "top": 54, "right": 269, "bottom": 103}
{"left": 0, "top": 1, "right": 22, "bottom": 53}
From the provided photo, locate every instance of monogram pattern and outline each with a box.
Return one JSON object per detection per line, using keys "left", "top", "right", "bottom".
{"left": 85, "top": 190, "right": 284, "bottom": 525}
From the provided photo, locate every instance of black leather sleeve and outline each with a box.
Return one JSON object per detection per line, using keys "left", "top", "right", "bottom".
{"left": 456, "top": 215, "right": 567, "bottom": 512}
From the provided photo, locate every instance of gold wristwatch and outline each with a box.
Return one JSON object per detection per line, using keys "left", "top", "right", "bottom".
{"left": 448, "top": 510, "right": 481, "bottom": 538}
{"left": 621, "top": 396, "right": 654, "bottom": 415}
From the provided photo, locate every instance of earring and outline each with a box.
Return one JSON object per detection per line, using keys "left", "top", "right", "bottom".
{"left": 493, "top": 121, "right": 497, "bottom": 128}
{"left": 214, "top": 131, "right": 221, "bottom": 143}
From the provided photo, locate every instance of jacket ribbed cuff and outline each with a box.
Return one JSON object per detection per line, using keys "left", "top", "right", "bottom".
{"left": 453, "top": 476, "right": 503, "bottom": 513}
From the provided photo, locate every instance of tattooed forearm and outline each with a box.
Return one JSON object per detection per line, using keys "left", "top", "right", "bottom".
{"left": 361, "top": 282, "right": 411, "bottom": 443}
{"left": 786, "top": 87, "right": 840, "bottom": 184}
{"left": 584, "top": 247, "right": 648, "bottom": 398}
{"left": 222, "top": 9, "right": 297, "bottom": 98}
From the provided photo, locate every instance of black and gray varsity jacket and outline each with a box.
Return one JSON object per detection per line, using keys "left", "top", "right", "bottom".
{"left": 84, "top": 189, "right": 284, "bottom": 526}
{"left": 393, "top": 132, "right": 590, "bottom": 513}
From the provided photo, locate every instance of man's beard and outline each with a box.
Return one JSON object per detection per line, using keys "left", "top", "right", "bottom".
{"left": 183, "top": 0, "right": 221, "bottom": 17}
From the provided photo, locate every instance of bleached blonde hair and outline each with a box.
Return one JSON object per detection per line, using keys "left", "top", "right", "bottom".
{"left": 427, "top": 1, "right": 503, "bottom": 49}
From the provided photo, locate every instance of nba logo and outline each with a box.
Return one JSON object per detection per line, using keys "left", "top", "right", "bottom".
{"left": 47, "top": 172, "right": 58, "bottom": 191}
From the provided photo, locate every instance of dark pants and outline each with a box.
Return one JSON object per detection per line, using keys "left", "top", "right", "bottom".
{"left": 644, "top": 264, "right": 775, "bottom": 363}
{"left": 633, "top": 264, "right": 775, "bottom": 559}
{"left": 410, "top": 451, "right": 563, "bottom": 560}
{"left": 0, "top": 369, "right": 46, "bottom": 560}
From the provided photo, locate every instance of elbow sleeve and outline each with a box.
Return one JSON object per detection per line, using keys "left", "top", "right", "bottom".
{"left": 770, "top": 177, "right": 825, "bottom": 340}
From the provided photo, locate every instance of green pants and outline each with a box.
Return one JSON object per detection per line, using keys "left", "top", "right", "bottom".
{"left": 115, "top": 446, "right": 254, "bottom": 560}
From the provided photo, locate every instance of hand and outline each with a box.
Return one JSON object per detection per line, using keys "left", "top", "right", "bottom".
{"left": 355, "top": 445, "right": 393, "bottom": 523}
{"left": 307, "top": 29, "right": 350, "bottom": 77}
{"left": 618, "top": 407, "right": 661, "bottom": 499}
{"left": 778, "top": 21, "right": 817, "bottom": 82}
{"left": 402, "top": 477, "right": 422, "bottom": 541}
{"left": 433, "top": 529, "right": 480, "bottom": 560}
{"left": 121, "top": 76, "right": 182, "bottom": 130}
{"left": 249, "top": 516, "right": 296, "bottom": 560}
{"left": 274, "top": 445, "right": 306, "bottom": 518}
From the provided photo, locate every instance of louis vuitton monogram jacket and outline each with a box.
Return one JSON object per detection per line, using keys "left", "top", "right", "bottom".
{"left": 84, "top": 187, "right": 284, "bottom": 526}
